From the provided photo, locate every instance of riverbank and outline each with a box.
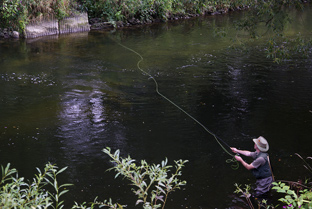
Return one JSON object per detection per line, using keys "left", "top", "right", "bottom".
{"left": 88, "top": 5, "right": 246, "bottom": 30}
{"left": 0, "top": 7, "right": 241, "bottom": 39}
{"left": 1, "top": 0, "right": 310, "bottom": 39}
{"left": 0, "top": 0, "right": 248, "bottom": 39}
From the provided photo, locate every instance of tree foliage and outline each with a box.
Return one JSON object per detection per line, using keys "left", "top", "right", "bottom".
{"left": 232, "top": 0, "right": 312, "bottom": 62}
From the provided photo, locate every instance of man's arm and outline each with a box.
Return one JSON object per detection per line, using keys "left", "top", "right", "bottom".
{"left": 235, "top": 155, "right": 255, "bottom": 170}
{"left": 231, "top": 147, "right": 252, "bottom": 157}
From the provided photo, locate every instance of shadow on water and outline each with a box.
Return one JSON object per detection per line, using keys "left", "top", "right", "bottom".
{"left": 1, "top": 9, "right": 312, "bottom": 209}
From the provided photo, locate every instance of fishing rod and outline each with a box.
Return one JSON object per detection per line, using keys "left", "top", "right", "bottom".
{"left": 112, "top": 37, "right": 239, "bottom": 169}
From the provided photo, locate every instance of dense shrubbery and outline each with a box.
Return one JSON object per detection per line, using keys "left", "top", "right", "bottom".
{"left": 81, "top": 0, "right": 246, "bottom": 24}
{"left": 0, "top": 0, "right": 26, "bottom": 31}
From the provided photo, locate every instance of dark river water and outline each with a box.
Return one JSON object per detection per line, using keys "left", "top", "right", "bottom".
{"left": 1, "top": 8, "right": 312, "bottom": 209}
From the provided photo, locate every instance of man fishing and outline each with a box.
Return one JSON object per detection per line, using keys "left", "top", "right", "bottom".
{"left": 231, "top": 136, "right": 274, "bottom": 197}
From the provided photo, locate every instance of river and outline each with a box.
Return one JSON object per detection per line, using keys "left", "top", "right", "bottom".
{"left": 0, "top": 8, "right": 312, "bottom": 209}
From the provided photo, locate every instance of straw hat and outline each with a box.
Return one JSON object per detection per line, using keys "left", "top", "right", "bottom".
{"left": 253, "top": 136, "right": 269, "bottom": 152}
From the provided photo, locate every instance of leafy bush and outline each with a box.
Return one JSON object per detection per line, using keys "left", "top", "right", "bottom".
{"left": 0, "top": 148, "right": 188, "bottom": 209}
{"left": 0, "top": 0, "right": 26, "bottom": 31}
{"left": 272, "top": 154, "right": 312, "bottom": 209}
{"left": 103, "top": 147, "right": 188, "bottom": 209}
{"left": 272, "top": 182, "right": 312, "bottom": 209}
{"left": 0, "top": 162, "right": 122, "bottom": 209}
{"left": 0, "top": 163, "right": 71, "bottom": 209}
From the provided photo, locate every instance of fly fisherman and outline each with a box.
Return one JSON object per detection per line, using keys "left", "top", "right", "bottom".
{"left": 231, "top": 136, "right": 274, "bottom": 197}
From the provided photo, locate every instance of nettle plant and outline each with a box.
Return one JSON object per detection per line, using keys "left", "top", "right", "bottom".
{"left": 103, "top": 147, "right": 188, "bottom": 209}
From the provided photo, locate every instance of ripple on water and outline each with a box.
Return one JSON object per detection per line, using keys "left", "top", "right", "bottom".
{"left": 0, "top": 72, "right": 56, "bottom": 86}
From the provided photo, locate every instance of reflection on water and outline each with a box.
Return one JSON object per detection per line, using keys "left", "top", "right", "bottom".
{"left": 56, "top": 71, "right": 130, "bottom": 163}
{"left": 0, "top": 10, "right": 312, "bottom": 209}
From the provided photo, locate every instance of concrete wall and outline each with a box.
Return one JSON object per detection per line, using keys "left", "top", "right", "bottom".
{"left": 25, "top": 13, "right": 90, "bottom": 39}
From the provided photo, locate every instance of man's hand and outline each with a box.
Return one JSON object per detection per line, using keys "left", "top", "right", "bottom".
{"left": 235, "top": 155, "right": 242, "bottom": 162}
{"left": 234, "top": 155, "right": 255, "bottom": 170}
{"left": 231, "top": 148, "right": 252, "bottom": 157}
{"left": 231, "top": 147, "right": 238, "bottom": 153}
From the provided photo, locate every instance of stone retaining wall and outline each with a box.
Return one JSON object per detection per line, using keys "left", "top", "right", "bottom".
{"left": 59, "top": 13, "right": 90, "bottom": 34}
{"left": 25, "top": 18, "right": 59, "bottom": 38}
{"left": 25, "top": 13, "right": 90, "bottom": 39}
{"left": 0, "top": 12, "right": 90, "bottom": 39}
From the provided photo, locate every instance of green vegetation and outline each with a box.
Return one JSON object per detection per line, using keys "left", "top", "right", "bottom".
{"left": 272, "top": 181, "right": 312, "bottom": 209}
{"left": 0, "top": 148, "right": 187, "bottom": 209}
{"left": 271, "top": 154, "right": 312, "bottom": 209}
{"left": 230, "top": 0, "right": 312, "bottom": 63}
{"left": 0, "top": 163, "right": 72, "bottom": 208}
{"left": 82, "top": 0, "right": 244, "bottom": 24}
{"left": 103, "top": 147, "right": 188, "bottom": 209}
{"left": 0, "top": 0, "right": 79, "bottom": 32}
